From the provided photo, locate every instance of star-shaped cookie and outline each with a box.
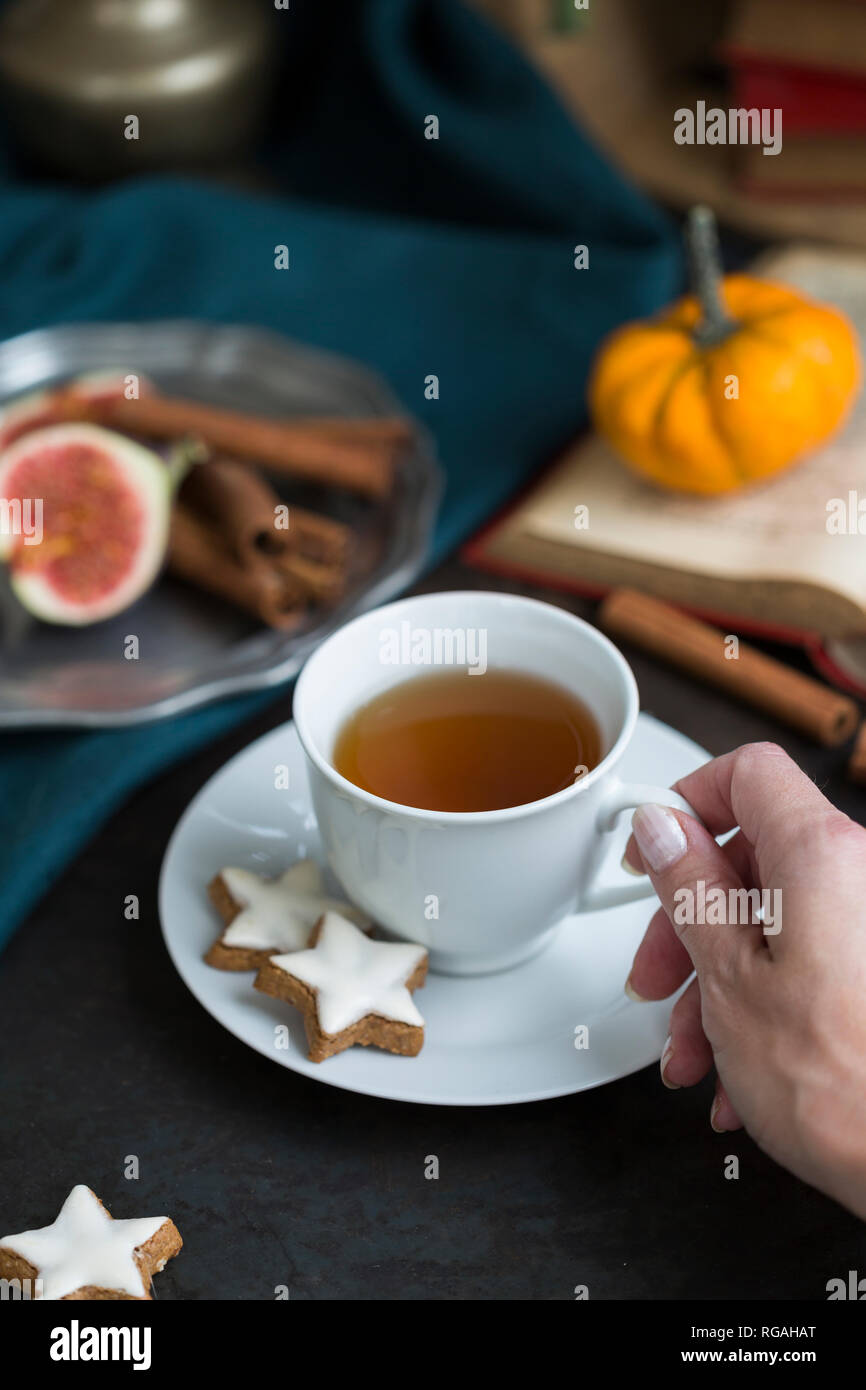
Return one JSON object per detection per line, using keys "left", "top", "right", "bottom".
{"left": 0, "top": 1185, "right": 182, "bottom": 1300}
{"left": 254, "top": 910, "right": 428, "bottom": 1061}
{"left": 205, "top": 858, "right": 370, "bottom": 970}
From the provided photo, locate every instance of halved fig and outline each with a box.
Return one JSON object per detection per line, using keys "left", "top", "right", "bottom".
{"left": 0, "top": 423, "right": 170, "bottom": 625}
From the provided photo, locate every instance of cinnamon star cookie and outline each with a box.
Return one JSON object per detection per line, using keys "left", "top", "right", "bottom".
{"left": 205, "top": 858, "right": 370, "bottom": 970}
{"left": 0, "top": 1185, "right": 182, "bottom": 1300}
{"left": 254, "top": 910, "right": 428, "bottom": 1061}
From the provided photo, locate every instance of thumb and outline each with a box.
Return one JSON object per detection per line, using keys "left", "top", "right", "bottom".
{"left": 631, "top": 803, "right": 764, "bottom": 980}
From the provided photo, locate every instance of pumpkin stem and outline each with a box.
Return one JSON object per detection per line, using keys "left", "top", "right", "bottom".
{"left": 687, "top": 205, "right": 735, "bottom": 346}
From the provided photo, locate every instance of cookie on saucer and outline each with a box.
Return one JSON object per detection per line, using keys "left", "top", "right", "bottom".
{"left": 205, "top": 858, "right": 370, "bottom": 971}
{"left": 254, "top": 910, "right": 428, "bottom": 1061}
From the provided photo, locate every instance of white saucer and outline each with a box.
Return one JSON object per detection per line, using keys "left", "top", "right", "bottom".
{"left": 159, "top": 713, "right": 708, "bottom": 1106}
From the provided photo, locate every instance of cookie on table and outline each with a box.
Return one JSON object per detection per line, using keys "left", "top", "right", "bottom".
{"left": 254, "top": 910, "right": 428, "bottom": 1062}
{"left": 0, "top": 1184, "right": 182, "bottom": 1301}
{"left": 205, "top": 858, "right": 370, "bottom": 971}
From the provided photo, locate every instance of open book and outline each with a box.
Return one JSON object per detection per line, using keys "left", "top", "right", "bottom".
{"left": 467, "top": 246, "right": 866, "bottom": 655}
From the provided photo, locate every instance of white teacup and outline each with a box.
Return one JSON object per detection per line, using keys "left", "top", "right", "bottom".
{"left": 294, "top": 591, "right": 695, "bottom": 976}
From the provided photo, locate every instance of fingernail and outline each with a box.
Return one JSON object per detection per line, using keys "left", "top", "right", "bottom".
{"left": 710, "top": 1096, "right": 724, "bottom": 1132}
{"left": 620, "top": 852, "right": 645, "bottom": 877}
{"left": 624, "top": 974, "right": 646, "bottom": 1002}
{"left": 632, "top": 804, "right": 688, "bottom": 874}
{"left": 660, "top": 1034, "right": 680, "bottom": 1089}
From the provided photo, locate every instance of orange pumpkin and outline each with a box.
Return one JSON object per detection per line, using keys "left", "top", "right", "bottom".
{"left": 589, "top": 208, "right": 861, "bottom": 495}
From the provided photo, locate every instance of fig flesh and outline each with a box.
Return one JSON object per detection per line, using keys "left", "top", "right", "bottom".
{"left": 0, "top": 423, "right": 170, "bottom": 625}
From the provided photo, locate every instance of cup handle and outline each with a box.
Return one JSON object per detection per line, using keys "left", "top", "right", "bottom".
{"left": 577, "top": 780, "right": 701, "bottom": 914}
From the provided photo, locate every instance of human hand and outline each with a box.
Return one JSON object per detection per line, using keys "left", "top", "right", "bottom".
{"left": 623, "top": 741, "right": 866, "bottom": 1221}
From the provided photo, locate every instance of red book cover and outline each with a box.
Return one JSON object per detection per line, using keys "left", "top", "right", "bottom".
{"left": 725, "top": 53, "right": 866, "bottom": 135}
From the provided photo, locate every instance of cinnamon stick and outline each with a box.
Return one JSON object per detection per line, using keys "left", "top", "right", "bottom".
{"left": 180, "top": 458, "right": 350, "bottom": 568}
{"left": 600, "top": 588, "right": 859, "bottom": 748}
{"left": 273, "top": 551, "right": 346, "bottom": 605}
{"left": 286, "top": 508, "right": 350, "bottom": 568}
{"left": 80, "top": 395, "right": 399, "bottom": 498}
{"left": 167, "top": 505, "right": 306, "bottom": 631}
{"left": 847, "top": 723, "right": 866, "bottom": 783}
{"left": 180, "top": 458, "right": 286, "bottom": 565}
{"left": 281, "top": 417, "right": 413, "bottom": 444}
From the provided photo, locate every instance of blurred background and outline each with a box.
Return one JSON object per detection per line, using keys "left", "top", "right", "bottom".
{"left": 478, "top": 0, "right": 866, "bottom": 248}
{"left": 1, "top": 0, "right": 863, "bottom": 239}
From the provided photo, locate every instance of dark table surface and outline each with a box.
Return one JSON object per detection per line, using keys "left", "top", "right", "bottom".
{"left": 2, "top": 561, "right": 865, "bottom": 1301}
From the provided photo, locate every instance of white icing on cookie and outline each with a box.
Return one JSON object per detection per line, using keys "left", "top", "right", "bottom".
{"left": 270, "top": 911, "right": 426, "bottom": 1036}
{"left": 0, "top": 1185, "right": 166, "bottom": 1300}
{"left": 220, "top": 860, "right": 369, "bottom": 953}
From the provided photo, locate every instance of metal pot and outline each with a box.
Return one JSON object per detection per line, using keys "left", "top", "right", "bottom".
{"left": 0, "top": 0, "right": 275, "bottom": 179}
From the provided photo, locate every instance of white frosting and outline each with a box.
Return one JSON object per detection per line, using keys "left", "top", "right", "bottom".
{"left": 0, "top": 1185, "right": 166, "bottom": 1300}
{"left": 221, "top": 860, "right": 369, "bottom": 952}
{"left": 270, "top": 911, "right": 427, "bottom": 1036}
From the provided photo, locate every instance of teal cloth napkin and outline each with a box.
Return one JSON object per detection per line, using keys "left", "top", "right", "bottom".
{"left": 0, "top": 0, "right": 681, "bottom": 951}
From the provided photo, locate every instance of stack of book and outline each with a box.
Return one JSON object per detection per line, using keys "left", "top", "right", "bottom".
{"left": 465, "top": 243, "right": 866, "bottom": 696}
{"left": 723, "top": 0, "right": 866, "bottom": 197}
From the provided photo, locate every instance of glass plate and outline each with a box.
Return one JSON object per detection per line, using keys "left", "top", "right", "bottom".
{"left": 0, "top": 322, "right": 442, "bottom": 728}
